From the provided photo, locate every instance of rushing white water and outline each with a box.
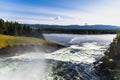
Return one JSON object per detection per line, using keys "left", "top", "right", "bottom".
{"left": 0, "top": 34, "right": 116, "bottom": 80}
{"left": 45, "top": 42, "right": 106, "bottom": 64}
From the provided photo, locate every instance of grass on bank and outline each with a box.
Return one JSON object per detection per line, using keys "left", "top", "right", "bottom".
{"left": 0, "top": 34, "right": 55, "bottom": 48}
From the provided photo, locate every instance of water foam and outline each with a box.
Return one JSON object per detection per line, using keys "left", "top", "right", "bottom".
{"left": 45, "top": 42, "right": 106, "bottom": 64}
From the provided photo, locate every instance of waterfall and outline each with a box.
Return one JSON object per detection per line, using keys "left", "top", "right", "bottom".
{"left": 0, "top": 34, "right": 116, "bottom": 80}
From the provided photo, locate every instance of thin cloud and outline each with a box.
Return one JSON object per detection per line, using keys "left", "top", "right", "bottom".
{"left": 0, "top": 0, "right": 120, "bottom": 25}
{"left": 50, "top": 16, "right": 61, "bottom": 21}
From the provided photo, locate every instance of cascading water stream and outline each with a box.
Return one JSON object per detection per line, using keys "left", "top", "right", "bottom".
{"left": 44, "top": 34, "right": 116, "bottom": 80}
{"left": 45, "top": 42, "right": 107, "bottom": 80}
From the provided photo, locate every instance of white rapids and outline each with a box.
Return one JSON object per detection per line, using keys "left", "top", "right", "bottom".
{"left": 45, "top": 42, "right": 106, "bottom": 64}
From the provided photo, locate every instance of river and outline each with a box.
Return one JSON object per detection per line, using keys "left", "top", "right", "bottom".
{"left": 0, "top": 34, "right": 116, "bottom": 80}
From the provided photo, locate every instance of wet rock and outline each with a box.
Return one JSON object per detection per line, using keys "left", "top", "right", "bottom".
{"left": 46, "top": 60, "right": 99, "bottom": 80}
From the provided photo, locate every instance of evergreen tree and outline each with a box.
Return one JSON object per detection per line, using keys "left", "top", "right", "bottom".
{"left": 0, "top": 19, "right": 5, "bottom": 34}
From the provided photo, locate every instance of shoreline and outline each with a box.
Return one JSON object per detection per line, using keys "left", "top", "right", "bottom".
{"left": 0, "top": 44, "right": 64, "bottom": 57}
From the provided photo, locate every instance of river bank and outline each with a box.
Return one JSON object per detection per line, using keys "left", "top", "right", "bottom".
{"left": 0, "top": 34, "right": 64, "bottom": 57}
{"left": 96, "top": 33, "right": 120, "bottom": 80}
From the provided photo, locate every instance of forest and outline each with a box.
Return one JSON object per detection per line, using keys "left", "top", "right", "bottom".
{"left": 0, "top": 19, "right": 44, "bottom": 38}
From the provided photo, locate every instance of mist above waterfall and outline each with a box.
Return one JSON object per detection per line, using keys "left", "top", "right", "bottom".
{"left": 0, "top": 51, "right": 46, "bottom": 80}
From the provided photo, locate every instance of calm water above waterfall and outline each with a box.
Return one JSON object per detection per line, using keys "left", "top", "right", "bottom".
{"left": 43, "top": 34, "right": 116, "bottom": 46}
{"left": 0, "top": 34, "right": 116, "bottom": 80}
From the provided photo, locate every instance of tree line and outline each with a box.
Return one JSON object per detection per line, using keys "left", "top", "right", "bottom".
{"left": 41, "top": 28, "right": 117, "bottom": 34}
{"left": 0, "top": 19, "right": 44, "bottom": 39}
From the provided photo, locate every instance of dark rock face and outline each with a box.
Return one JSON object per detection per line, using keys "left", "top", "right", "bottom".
{"left": 46, "top": 60, "right": 100, "bottom": 80}
{"left": 0, "top": 44, "right": 64, "bottom": 57}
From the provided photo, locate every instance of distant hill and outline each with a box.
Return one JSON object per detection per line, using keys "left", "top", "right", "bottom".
{"left": 25, "top": 24, "right": 120, "bottom": 30}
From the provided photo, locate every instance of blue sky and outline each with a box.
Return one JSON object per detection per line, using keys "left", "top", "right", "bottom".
{"left": 0, "top": 0, "right": 120, "bottom": 25}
